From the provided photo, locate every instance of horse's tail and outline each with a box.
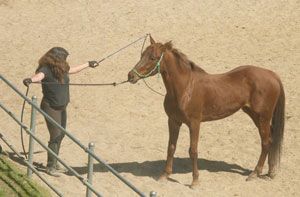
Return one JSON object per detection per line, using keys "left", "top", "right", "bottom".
{"left": 269, "top": 81, "right": 285, "bottom": 171}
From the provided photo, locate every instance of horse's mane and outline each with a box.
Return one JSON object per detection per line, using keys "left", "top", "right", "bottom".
{"left": 165, "top": 41, "right": 206, "bottom": 73}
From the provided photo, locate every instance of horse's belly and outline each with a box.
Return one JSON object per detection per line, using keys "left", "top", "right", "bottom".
{"left": 201, "top": 102, "right": 243, "bottom": 122}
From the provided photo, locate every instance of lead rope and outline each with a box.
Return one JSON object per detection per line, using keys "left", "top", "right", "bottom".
{"left": 20, "top": 86, "right": 29, "bottom": 159}
{"left": 31, "top": 80, "right": 128, "bottom": 86}
{"left": 142, "top": 80, "right": 165, "bottom": 96}
{"left": 140, "top": 33, "right": 148, "bottom": 55}
{"left": 96, "top": 34, "right": 150, "bottom": 65}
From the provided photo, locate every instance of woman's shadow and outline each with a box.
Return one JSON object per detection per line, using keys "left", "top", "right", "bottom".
{"left": 68, "top": 157, "right": 251, "bottom": 178}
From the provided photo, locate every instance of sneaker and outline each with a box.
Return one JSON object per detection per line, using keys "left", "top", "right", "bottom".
{"left": 46, "top": 167, "right": 60, "bottom": 177}
{"left": 56, "top": 163, "right": 68, "bottom": 173}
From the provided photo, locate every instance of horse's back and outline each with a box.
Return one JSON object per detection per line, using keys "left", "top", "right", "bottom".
{"left": 228, "top": 65, "right": 280, "bottom": 82}
{"left": 227, "top": 65, "right": 282, "bottom": 92}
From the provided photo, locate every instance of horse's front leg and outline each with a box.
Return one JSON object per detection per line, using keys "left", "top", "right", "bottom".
{"left": 159, "top": 118, "right": 182, "bottom": 181}
{"left": 188, "top": 120, "right": 200, "bottom": 188}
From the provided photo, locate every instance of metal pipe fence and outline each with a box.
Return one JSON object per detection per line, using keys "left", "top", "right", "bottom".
{"left": 27, "top": 96, "right": 37, "bottom": 178}
{"left": 0, "top": 132, "right": 63, "bottom": 196}
{"left": 0, "top": 99, "right": 103, "bottom": 197}
{"left": 0, "top": 74, "right": 155, "bottom": 197}
{"left": 86, "top": 142, "right": 95, "bottom": 197}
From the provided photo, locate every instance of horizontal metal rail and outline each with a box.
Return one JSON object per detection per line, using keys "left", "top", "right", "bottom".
{"left": 0, "top": 74, "right": 146, "bottom": 197}
{"left": 0, "top": 132, "right": 63, "bottom": 196}
{"left": 0, "top": 101, "right": 103, "bottom": 197}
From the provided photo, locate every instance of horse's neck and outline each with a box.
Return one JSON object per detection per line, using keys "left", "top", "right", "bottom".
{"left": 161, "top": 53, "right": 192, "bottom": 98}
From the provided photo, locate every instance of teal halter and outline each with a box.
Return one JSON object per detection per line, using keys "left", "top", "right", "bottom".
{"left": 133, "top": 53, "right": 164, "bottom": 78}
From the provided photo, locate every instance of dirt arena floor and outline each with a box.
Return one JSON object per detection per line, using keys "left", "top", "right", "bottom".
{"left": 0, "top": 0, "right": 299, "bottom": 196}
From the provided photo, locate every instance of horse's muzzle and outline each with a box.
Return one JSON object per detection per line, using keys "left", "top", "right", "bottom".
{"left": 128, "top": 70, "right": 139, "bottom": 84}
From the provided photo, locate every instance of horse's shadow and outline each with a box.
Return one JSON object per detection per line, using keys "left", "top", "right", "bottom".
{"left": 68, "top": 158, "right": 251, "bottom": 178}
{"left": 4, "top": 151, "right": 251, "bottom": 178}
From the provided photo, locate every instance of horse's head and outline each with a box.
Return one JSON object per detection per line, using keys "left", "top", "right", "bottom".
{"left": 128, "top": 36, "right": 171, "bottom": 84}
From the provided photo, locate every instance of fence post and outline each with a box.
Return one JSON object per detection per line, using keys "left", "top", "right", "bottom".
{"left": 86, "top": 142, "right": 95, "bottom": 197}
{"left": 149, "top": 191, "right": 157, "bottom": 197}
{"left": 27, "top": 96, "right": 37, "bottom": 178}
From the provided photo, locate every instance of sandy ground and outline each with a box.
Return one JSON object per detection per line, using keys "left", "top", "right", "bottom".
{"left": 0, "top": 0, "right": 299, "bottom": 196}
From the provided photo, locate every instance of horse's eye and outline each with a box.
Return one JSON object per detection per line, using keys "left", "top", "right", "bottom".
{"left": 150, "top": 56, "right": 156, "bottom": 60}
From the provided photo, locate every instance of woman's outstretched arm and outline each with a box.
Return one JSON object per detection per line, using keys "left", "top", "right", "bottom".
{"left": 69, "top": 61, "right": 98, "bottom": 74}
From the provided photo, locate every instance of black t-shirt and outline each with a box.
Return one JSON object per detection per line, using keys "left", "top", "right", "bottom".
{"left": 38, "top": 66, "right": 70, "bottom": 107}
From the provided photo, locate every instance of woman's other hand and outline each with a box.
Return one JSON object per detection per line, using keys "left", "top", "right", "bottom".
{"left": 23, "top": 78, "right": 32, "bottom": 87}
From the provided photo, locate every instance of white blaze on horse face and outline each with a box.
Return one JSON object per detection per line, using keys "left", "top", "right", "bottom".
{"left": 134, "top": 53, "right": 156, "bottom": 77}
{"left": 128, "top": 55, "right": 149, "bottom": 83}
{"left": 135, "top": 55, "right": 148, "bottom": 72}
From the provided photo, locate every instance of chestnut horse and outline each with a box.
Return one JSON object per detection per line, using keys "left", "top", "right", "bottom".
{"left": 128, "top": 36, "right": 285, "bottom": 188}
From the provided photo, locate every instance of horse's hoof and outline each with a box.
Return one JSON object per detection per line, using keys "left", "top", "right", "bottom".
{"left": 189, "top": 180, "right": 199, "bottom": 189}
{"left": 246, "top": 172, "right": 258, "bottom": 181}
{"left": 259, "top": 175, "right": 272, "bottom": 181}
{"left": 158, "top": 174, "right": 169, "bottom": 182}
{"left": 268, "top": 171, "right": 276, "bottom": 179}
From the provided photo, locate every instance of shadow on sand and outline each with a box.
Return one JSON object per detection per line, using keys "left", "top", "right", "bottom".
{"left": 5, "top": 151, "right": 251, "bottom": 179}
{"left": 6, "top": 151, "right": 46, "bottom": 171}
{"left": 67, "top": 157, "right": 251, "bottom": 179}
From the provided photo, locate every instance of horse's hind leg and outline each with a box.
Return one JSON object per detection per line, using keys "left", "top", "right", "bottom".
{"left": 248, "top": 119, "right": 272, "bottom": 181}
{"left": 159, "top": 118, "right": 182, "bottom": 181}
{"left": 242, "top": 107, "right": 259, "bottom": 128}
{"left": 243, "top": 107, "right": 272, "bottom": 181}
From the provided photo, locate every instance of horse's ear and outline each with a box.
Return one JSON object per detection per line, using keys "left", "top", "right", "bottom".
{"left": 150, "top": 35, "right": 156, "bottom": 44}
{"left": 162, "top": 41, "right": 173, "bottom": 51}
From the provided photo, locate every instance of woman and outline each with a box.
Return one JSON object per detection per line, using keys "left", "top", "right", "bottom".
{"left": 23, "top": 47, "right": 98, "bottom": 176}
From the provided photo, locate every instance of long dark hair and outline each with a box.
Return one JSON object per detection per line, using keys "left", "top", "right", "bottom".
{"left": 36, "top": 47, "right": 70, "bottom": 83}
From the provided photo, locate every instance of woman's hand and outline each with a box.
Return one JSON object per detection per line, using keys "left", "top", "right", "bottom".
{"left": 88, "top": 61, "right": 99, "bottom": 68}
{"left": 23, "top": 78, "right": 32, "bottom": 87}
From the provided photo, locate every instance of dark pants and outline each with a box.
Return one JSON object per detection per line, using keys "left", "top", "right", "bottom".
{"left": 41, "top": 98, "right": 67, "bottom": 169}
